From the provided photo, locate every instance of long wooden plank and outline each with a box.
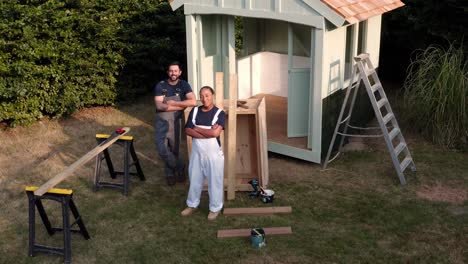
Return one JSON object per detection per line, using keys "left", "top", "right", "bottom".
{"left": 223, "top": 206, "right": 292, "bottom": 216}
{"left": 257, "top": 97, "right": 269, "bottom": 187}
{"left": 34, "top": 127, "right": 130, "bottom": 196}
{"left": 227, "top": 74, "right": 238, "bottom": 200}
{"left": 215, "top": 72, "right": 228, "bottom": 197}
{"left": 217, "top": 227, "right": 292, "bottom": 238}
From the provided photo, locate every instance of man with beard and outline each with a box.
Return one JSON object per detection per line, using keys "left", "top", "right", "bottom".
{"left": 154, "top": 62, "right": 196, "bottom": 185}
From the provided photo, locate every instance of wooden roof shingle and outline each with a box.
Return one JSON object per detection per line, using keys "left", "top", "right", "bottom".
{"left": 320, "top": 0, "right": 405, "bottom": 24}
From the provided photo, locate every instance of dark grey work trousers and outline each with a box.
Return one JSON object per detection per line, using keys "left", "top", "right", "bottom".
{"left": 154, "top": 97, "right": 184, "bottom": 178}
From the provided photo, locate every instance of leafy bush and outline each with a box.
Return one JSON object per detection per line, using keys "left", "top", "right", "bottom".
{"left": 403, "top": 44, "right": 468, "bottom": 148}
{"left": 0, "top": 0, "right": 185, "bottom": 126}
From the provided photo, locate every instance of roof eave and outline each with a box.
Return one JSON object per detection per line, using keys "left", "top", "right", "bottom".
{"left": 302, "top": 0, "right": 346, "bottom": 27}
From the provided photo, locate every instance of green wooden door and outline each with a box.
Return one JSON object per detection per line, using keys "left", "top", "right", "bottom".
{"left": 288, "top": 68, "right": 310, "bottom": 137}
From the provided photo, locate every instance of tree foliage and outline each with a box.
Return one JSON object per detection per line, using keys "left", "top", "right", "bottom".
{"left": 116, "top": 0, "right": 186, "bottom": 100}
{"left": 380, "top": 0, "right": 467, "bottom": 80}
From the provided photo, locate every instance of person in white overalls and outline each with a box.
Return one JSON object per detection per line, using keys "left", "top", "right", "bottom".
{"left": 181, "top": 86, "right": 226, "bottom": 221}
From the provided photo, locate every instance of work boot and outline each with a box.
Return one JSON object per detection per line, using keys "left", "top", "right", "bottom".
{"left": 166, "top": 176, "right": 176, "bottom": 186}
{"left": 207, "top": 211, "right": 220, "bottom": 221}
{"left": 181, "top": 207, "right": 197, "bottom": 216}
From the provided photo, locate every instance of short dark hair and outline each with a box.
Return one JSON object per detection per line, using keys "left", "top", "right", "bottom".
{"left": 167, "top": 61, "right": 182, "bottom": 71}
{"left": 200, "top": 86, "right": 215, "bottom": 95}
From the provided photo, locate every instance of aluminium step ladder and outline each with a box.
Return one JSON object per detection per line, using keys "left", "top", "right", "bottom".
{"left": 322, "top": 53, "right": 416, "bottom": 185}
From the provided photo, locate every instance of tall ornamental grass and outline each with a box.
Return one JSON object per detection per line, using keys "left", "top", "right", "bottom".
{"left": 403, "top": 44, "right": 468, "bottom": 148}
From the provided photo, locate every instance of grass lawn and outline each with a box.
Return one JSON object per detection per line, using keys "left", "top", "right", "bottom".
{"left": 0, "top": 94, "right": 466, "bottom": 264}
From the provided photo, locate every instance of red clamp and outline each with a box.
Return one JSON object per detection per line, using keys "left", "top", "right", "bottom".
{"left": 116, "top": 128, "right": 126, "bottom": 134}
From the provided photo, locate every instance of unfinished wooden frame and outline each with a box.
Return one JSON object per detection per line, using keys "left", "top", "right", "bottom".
{"left": 184, "top": 73, "right": 269, "bottom": 200}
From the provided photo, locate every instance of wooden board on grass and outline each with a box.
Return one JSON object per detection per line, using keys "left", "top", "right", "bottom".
{"left": 223, "top": 206, "right": 292, "bottom": 216}
{"left": 217, "top": 227, "right": 292, "bottom": 238}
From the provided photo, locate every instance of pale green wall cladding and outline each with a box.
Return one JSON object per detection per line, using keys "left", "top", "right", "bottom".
{"left": 222, "top": 0, "right": 244, "bottom": 9}
{"left": 201, "top": 15, "right": 218, "bottom": 56}
{"left": 252, "top": 0, "right": 275, "bottom": 11}
{"left": 171, "top": 1, "right": 386, "bottom": 163}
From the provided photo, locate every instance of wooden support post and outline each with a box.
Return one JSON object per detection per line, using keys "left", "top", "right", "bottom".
{"left": 215, "top": 72, "right": 227, "bottom": 198}
{"left": 217, "top": 227, "right": 292, "bottom": 238}
{"left": 34, "top": 127, "right": 130, "bottom": 196}
{"left": 227, "top": 74, "right": 238, "bottom": 200}
{"left": 215, "top": 72, "right": 225, "bottom": 149}
{"left": 223, "top": 206, "right": 292, "bottom": 216}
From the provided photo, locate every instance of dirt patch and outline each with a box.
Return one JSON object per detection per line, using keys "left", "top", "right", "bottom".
{"left": 416, "top": 183, "right": 467, "bottom": 205}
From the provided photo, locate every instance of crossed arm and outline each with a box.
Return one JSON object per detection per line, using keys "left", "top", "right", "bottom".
{"left": 185, "top": 124, "right": 223, "bottom": 139}
{"left": 154, "top": 92, "right": 196, "bottom": 112}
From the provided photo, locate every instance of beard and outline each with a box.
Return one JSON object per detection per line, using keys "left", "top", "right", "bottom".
{"left": 169, "top": 75, "right": 179, "bottom": 81}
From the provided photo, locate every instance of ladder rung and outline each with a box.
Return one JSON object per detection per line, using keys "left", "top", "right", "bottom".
{"left": 365, "top": 69, "right": 376, "bottom": 77}
{"left": 388, "top": 128, "right": 400, "bottom": 140}
{"left": 400, "top": 157, "right": 413, "bottom": 172}
{"left": 382, "top": 113, "right": 394, "bottom": 125}
{"left": 394, "top": 142, "right": 407, "bottom": 156}
{"left": 371, "top": 83, "right": 381, "bottom": 92}
{"left": 377, "top": 98, "right": 388, "bottom": 108}
{"left": 355, "top": 53, "right": 369, "bottom": 60}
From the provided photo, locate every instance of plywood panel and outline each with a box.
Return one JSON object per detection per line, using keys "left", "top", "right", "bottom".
{"left": 235, "top": 115, "right": 253, "bottom": 174}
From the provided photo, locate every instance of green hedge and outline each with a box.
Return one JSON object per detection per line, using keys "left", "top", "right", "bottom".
{"left": 0, "top": 0, "right": 185, "bottom": 126}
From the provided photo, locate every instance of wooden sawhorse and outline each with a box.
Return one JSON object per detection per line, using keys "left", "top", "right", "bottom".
{"left": 93, "top": 134, "right": 145, "bottom": 196}
{"left": 26, "top": 186, "right": 90, "bottom": 264}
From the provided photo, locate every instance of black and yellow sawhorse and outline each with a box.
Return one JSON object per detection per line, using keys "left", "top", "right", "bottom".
{"left": 93, "top": 134, "right": 145, "bottom": 196}
{"left": 25, "top": 186, "right": 90, "bottom": 264}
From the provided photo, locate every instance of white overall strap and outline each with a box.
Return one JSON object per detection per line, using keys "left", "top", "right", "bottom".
{"left": 211, "top": 108, "right": 222, "bottom": 126}
{"left": 192, "top": 107, "right": 210, "bottom": 129}
{"left": 192, "top": 106, "right": 199, "bottom": 126}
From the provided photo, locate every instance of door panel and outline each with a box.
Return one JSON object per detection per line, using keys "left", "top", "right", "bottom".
{"left": 288, "top": 68, "right": 310, "bottom": 137}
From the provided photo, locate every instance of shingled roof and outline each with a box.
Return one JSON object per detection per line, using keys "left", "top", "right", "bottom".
{"left": 169, "top": 0, "right": 404, "bottom": 27}
{"left": 321, "top": 0, "right": 405, "bottom": 24}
